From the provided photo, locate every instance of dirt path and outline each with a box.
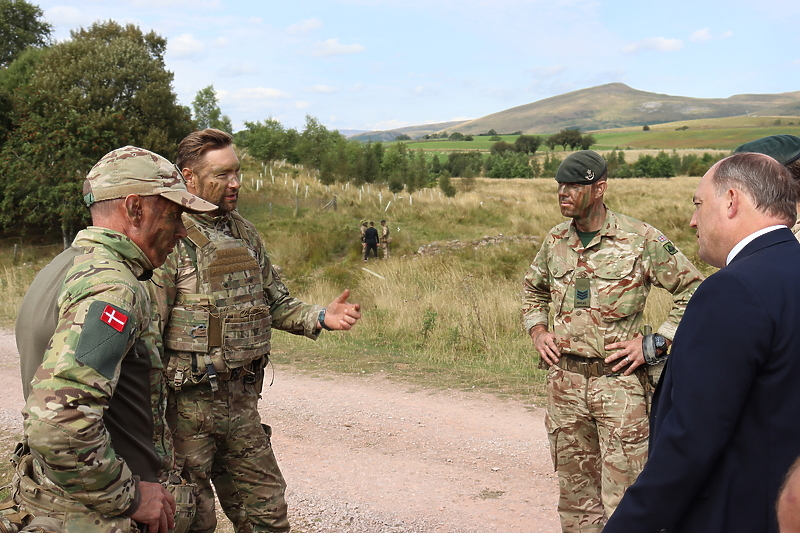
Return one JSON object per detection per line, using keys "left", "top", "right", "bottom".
{"left": 0, "top": 330, "right": 560, "bottom": 532}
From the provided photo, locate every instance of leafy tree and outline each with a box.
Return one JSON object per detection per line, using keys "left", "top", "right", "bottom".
{"left": 192, "top": 85, "right": 232, "bottom": 133}
{"left": 0, "top": 20, "right": 193, "bottom": 242}
{"left": 643, "top": 125, "right": 650, "bottom": 131}
{"left": 295, "top": 115, "right": 343, "bottom": 170}
{"left": 395, "top": 133, "right": 411, "bottom": 141}
{"left": 449, "top": 132, "right": 464, "bottom": 141}
{"left": 382, "top": 142, "right": 411, "bottom": 193}
{"left": 490, "top": 135, "right": 502, "bottom": 141}
{"left": 445, "top": 151, "right": 482, "bottom": 177}
{"left": 438, "top": 171, "right": 456, "bottom": 197}
{"left": 514, "top": 134, "right": 541, "bottom": 155}
{"left": 430, "top": 154, "right": 442, "bottom": 175}
{"left": 490, "top": 140, "right": 515, "bottom": 155}
{"left": 0, "top": 0, "right": 51, "bottom": 67}
{"left": 485, "top": 152, "right": 533, "bottom": 179}
{"left": 485, "top": 129, "right": 497, "bottom": 136}
{"left": 578, "top": 133, "right": 596, "bottom": 150}
{"left": 239, "top": 118, "right": 288, "bottom": 162}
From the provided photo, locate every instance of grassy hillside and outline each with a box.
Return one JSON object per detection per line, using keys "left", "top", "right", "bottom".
{"left": 353, "top": 83, "right": 800, "bottom": 140}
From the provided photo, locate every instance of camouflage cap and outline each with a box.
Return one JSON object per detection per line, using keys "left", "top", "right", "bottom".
{"left": 734, "top": 135, "right": 800, "bottom": 166}
{"left": 83, "top": 146, "right": 216, "bottom": 212}
{"left": 555, "top": 150, "right": 608, "bottom": 184}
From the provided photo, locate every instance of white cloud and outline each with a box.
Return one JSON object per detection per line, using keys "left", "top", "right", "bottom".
{"left": 303, "top": 85, "right": 337, "bottom": 94}
{"left": 169, "top": 34, "right": 205, "bottom": 59}
{"left": 286, "top": 18, "right": 323, "bottom": 36}
{"left": 309, "top": 38, "right": 366, "bottom": 58}
{"left": 214, "top": 37, "right": 229, "bottom": 47}
{"left": 690, "top": 28, "right": 712, "bottom": 43}
{"left": 624, "top": 37, "right": 684, "bottom": 54}
{"left": 690, "top": 28, "right": 733, "bottom": 42}
{"left": 294, "top": 101, "right": 312, "bottom": 109}
{"left": 413, "top": 86, "right": 425, "bottom": 95}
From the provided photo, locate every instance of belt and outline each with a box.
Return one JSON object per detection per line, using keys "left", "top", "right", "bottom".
{"left": 556, "top": 353, "right": 621, "bottom": 378}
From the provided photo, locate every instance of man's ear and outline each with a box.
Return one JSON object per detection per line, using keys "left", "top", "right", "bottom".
{"left": 726, "top": 188, "right": 740, "bottom": 219}
{"left": 124, "top": 194, "right": 144, "bottom": 226}
{"left": 594, "top": 180, "right": 608, "bottom": 198}
{"left": 182, "top": 167, "right": 196, "bottom": 192}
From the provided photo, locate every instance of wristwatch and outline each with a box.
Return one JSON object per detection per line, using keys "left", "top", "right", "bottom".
{"left": 318, "top": 308, "right": 334, "bottom": 331}
{"left": 642, "top": 333, "right": 668, "bottom": 365}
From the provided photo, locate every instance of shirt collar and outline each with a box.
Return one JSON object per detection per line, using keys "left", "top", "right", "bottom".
{"left": 726, "top": 225, "right": 786, "bottom": 265}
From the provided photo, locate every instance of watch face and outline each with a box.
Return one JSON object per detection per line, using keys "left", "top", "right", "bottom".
{"left": 654, "top": 335, "right": 668, "bottom": 352}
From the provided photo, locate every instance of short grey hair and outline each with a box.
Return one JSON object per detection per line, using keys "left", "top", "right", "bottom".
{"left": 711, "top": 153, "right": 798, "bottom": 223}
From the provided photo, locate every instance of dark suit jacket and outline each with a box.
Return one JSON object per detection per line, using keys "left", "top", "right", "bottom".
{"left": 604, "top": 228, "right": 800, "bottom": 533}
{"left": 364, "top": 226, "right": 379, "bottom": 245}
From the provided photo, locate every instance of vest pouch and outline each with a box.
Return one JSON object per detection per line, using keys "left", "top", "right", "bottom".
{"left": 164, "top": 304, "right": 211, "bottom": 353}
{"left": 220, "top": 307, "right": 272, "bottom": 365}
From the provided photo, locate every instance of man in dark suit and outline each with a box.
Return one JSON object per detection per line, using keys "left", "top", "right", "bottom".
{"left": 603, "top": 152, "right": 800, "bottom": 533}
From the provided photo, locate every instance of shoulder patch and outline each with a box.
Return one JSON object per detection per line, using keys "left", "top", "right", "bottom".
{"left": 663, "top": 241, "right": 678, "bottom": 255}
{"left": 74, "top": 301, "right": 134, "bottom": 380}
{"left": 657, "top": 235, "right": 668, "bottom": 243}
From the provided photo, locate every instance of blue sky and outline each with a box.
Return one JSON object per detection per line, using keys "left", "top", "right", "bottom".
{"left": 35, "top": 0, "right": 800, "bottom": 133}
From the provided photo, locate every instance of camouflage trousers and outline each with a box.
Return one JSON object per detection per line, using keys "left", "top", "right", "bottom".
{"left": 171, "top": 377, "right": 289, "bottom": 533}
{"left": 380, "top": 242, "right": 389, "bottom": 259}
{"left": 544, "top": 364, "right": 649, "bottom": 532}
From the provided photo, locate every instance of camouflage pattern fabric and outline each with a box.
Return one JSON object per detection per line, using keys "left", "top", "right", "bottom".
{"left": 521, "top": 209, "right": 704, "bottom": 532}
{"left": 151, "top": 211, "right": 322, "bottom": 532}
{"left": 83, "top": 145, "right": 216, "bottom": 212}
{"left": 172, "top": 379, "right": 288, "bottom": 533}
{"left": 544, "top": 366, "right": 648, "bottom": 532}
{"left": 18, "top": 227, "right": 174, "bottom": 527}
{"left": 380, "top": 224, "right": 390, "bottom": 259}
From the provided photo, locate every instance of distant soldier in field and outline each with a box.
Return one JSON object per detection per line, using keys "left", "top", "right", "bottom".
{"left": 521, "top": 150, "right": 704, "bottom": 532}
{"left": 380, "top": 219, "right": 391, "bottom": 259}
{"left": 360, "top": 219, "right": 368, "bottom": 255}
{"left": 734, "top": 134, "right": 800, "bottom": 239}
{"left": 13, "top": 146, "right": 216, "bottom": 533}
{"left": 151, "top": 128, "right": 362, "bottom": 533}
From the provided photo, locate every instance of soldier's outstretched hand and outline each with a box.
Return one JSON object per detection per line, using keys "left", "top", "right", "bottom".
{"left": 321, "top": 289, "right": 362, "bottom": 330}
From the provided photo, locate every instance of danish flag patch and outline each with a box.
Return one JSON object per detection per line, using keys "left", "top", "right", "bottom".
{"left": 100, "top": 304, "right": 128, "bottom": 332}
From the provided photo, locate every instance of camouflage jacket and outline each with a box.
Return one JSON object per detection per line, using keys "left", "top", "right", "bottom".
{"left": 21, "top": 227, "right": 173, "bottom": 516}
{"left": 152, "top": 212, "right": 322, "bottom": 381}
{"left": 522, "top": 209, "right": 704, "bottom": 359}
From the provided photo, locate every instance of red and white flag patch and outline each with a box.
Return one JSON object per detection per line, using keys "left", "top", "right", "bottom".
{"left": 100, "top": 304, "right": 128, "bottom": 332}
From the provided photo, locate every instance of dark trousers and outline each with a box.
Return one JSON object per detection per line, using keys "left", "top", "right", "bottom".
{"left": 364, "top": 243, "right": 378, "bottom": 260}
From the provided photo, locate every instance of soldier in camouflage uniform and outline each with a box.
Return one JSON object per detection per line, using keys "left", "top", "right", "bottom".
{"left": 151, "top": 129, "right": 362, "bottom": 533}
{"left": 12, "top": 147, "right": 216, "bottom": 533}
{"left": 734, "top": 134, "right": 800, "bottom": 239}
{"left": 521, "top": 150, "right": 704, "bottom": 532}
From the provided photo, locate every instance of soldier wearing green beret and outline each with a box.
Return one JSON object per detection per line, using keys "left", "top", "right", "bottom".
{"left": 13, "top": 146, "right": 216, "bottom": 533}
{"left": 734, "top": 134, "right": 800, "bottom": 239}
{"left": 151, "top": 129, "right": 362, "bottom": 533}
{"left": 521, "top": 150, "right": 704, "bottom": 532}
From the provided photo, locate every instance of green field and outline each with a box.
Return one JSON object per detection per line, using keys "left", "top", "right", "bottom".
{"left": 399, "top": 116, "right": 800, "bottom": 153}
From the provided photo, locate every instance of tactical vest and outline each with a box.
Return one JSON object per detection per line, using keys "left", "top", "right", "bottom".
{"left": 164, "top": 213, "right": 272, "bottom": 387}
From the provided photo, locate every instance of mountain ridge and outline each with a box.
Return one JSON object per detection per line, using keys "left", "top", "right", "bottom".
{"left": 351, "top": 83, "right": 800, "bottom": 141}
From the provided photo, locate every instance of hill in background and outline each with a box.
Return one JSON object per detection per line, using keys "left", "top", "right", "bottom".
{"left": 353, "top": 83, "right": 800, "bottom": 141}
{"left": 349, "top": 119, "right": 470, "bottom": 142}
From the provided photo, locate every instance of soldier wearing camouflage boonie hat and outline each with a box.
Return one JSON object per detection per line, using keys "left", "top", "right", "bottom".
{"left": 522, "top": 149, "right": 704, "bottom": 532}
{"left": 83, "top": 145, "right": 216, "bottom": 212}
{"left": 11, "top": 145, "right": 202, "bottom": 533}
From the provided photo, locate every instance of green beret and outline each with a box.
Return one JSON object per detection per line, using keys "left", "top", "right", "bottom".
{"left": 734, "top": 135, "right": 800, "bottom": 166}
{"left": 555, "top": 150, "right": 608, "bottom": 184}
